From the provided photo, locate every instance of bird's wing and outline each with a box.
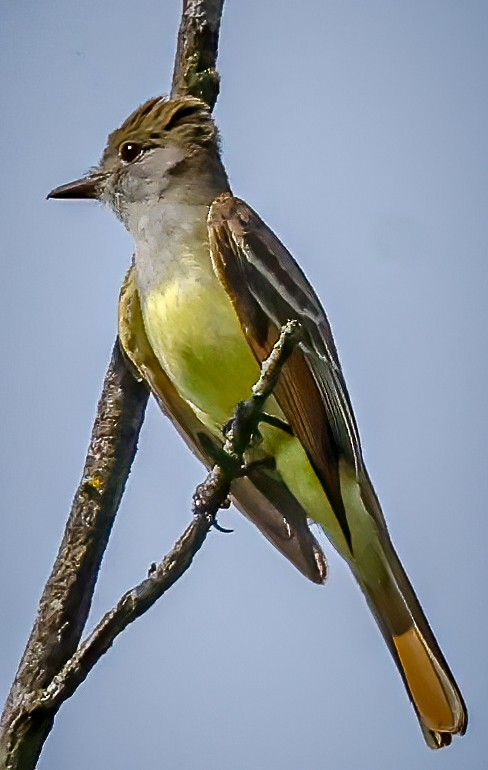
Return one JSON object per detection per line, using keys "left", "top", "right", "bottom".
{"left": 208, "top": 197, "right": 470, "bottom": 747}
{"left": 118, "top": 265, "right": 327, "bottom": 584}
{"left": 208, "top": 194, "right": 385, "bottom": 548}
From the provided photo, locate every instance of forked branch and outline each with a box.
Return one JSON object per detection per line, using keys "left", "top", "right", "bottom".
{"left": 9, "top": 321, "right": 301, "bottom": 734}
{"left": 0, "top": 2, "right": 225, "bottom": 769}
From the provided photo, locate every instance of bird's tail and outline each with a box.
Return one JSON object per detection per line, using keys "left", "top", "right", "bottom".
{"left": 352, "top": 525, "right": 467, "bottom": 748}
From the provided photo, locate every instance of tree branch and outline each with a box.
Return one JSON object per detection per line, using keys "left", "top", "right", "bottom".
{"left": 171, "top": 0, "right": 224, "bottom": 107}
{"left": 13, "top": 321, "right": 302, "bottom": 730}
{"left": 0, "top": 3, "right": 226, "bottom": 768}
{"left": 0, "top": 342, "right": 148, "bottom": 770}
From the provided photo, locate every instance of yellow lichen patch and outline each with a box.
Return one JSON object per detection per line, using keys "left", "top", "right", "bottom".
{"left": 87, "top": 475, "right": 104, "bottom": 493}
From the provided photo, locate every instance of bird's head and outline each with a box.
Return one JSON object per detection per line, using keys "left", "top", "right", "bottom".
{"left": 48, "top": 96, "right": 222, "bottom": 220}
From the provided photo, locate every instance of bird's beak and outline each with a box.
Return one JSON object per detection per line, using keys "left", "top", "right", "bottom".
{"left": 47, "top": 172, "right": 105, "bottom": 200}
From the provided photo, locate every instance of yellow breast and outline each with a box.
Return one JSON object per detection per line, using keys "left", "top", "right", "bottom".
{"left": 137, "top": 232, "right": 340, "bottom": 548}
{"left": 140, "top": 257, "right": 261, "bottom": 431}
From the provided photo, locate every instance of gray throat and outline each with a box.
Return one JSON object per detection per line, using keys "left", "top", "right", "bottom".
{"left": 127, "top": 167, "right": 230, "bottom": 298}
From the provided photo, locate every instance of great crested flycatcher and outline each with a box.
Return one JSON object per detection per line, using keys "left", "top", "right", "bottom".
{"left": 48, "top": 95, "right": 467, "bottom": 748}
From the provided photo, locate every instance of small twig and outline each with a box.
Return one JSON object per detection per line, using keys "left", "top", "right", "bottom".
{"left": 34, "top": 516, "right": 211, "bottom": 711}
{"left": 252, "top": 320, "right": 303, "bottom": 398}
{"left": 192, "top": 320, "right": 302, "bottom": 512}
{"left": 26, "top": 321, "right": 302, "bottom": 714}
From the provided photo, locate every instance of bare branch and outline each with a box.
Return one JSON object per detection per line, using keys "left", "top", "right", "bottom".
{"left": 0, "top": 2, "right": 226, "bottom": 768}
{"left": 171, "top": 0, "right": 225, "bottom": 107}
{"left": 18, "top": 322, "right": 301, "bottom": 721}
{"left": 0, "top": 342, "right": 148, "bottom": 770}
{"left": 30, "top": 517, "right": 212, "bottom": 713}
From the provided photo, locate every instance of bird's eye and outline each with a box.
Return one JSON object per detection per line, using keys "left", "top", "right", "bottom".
{"left": 119, "top": 142, "right": 143, "bottom": 162}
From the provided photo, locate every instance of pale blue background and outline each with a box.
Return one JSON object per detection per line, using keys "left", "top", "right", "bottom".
{"left": 1, "top": 2, "right": 487, "bottom": 768}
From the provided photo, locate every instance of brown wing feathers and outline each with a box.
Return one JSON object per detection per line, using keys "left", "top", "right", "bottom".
{"left": 209, "top": 194, "right": 356, "bottom": 548}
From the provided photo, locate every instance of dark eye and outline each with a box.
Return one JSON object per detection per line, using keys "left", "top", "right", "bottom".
{"left": 119, "top": 142, "right": 143, "bottom": 162}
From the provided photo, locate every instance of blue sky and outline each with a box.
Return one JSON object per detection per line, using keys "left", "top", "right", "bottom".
{"left": 1, "top": 2, "right": 487, "bottom": 768}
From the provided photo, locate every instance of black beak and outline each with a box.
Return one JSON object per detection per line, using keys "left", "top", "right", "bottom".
{"left": 47, "top": 173, "right": 104, "bottom": 200}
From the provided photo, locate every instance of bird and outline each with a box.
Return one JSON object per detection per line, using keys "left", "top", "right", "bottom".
{"left": 48, "top": 94, "right": 467, "bottom": 748}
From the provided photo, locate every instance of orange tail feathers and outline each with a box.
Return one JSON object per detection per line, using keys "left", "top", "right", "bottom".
{"left": 392, "top": 624, "right": 466, "bottom": 747}
{"left": 356, "top": 538, "right": 467, "bottom": 748}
